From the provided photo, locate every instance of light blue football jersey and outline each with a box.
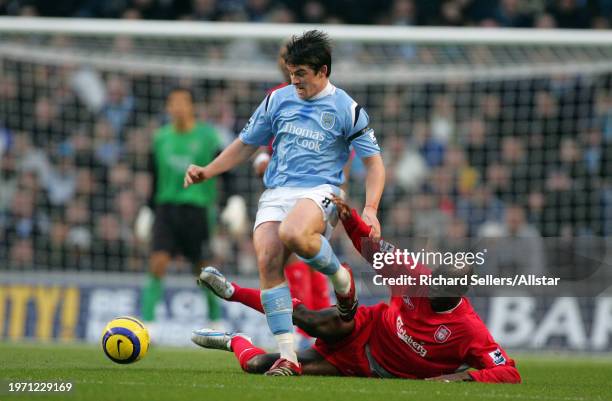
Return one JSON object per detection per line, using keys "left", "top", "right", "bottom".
{"left": 239, "top": 83, "right": 380, "bottom": 188}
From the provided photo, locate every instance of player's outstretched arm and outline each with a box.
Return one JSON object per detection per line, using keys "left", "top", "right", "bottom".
{"left": 333, "top": 195, "right": 396, "bottom": 266}
{"left": 333, "top": 196, "right": 430, "bottom": 288}
{"left": 333, "top": 195, "right": 373, "bottom": 253}
{"left": 425, "top": 371, "right": 474, "bottom": 382}
{"left": 425, "top": 346, "right": 521, "bottom": 383}
{"left": 361, "top": 154, "right": 385, "bottom": 238}
{"left": 184, "top": 138, "right": 257, "bottom": 188}
{"left": 457, "top": 331, "right": 522, "bottom": 384}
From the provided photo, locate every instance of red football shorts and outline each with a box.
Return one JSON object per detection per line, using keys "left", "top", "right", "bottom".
{"left": 312, "top": 303, "right": 387, "bottom": 377}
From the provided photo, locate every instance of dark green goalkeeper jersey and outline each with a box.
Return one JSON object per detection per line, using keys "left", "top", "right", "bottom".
{"left": 152, "top": 122, "right": 222, "bottom": 208}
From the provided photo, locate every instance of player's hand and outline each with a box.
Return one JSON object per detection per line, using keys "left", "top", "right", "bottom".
{"left": 425, "top": 372, "right": 474, "bottom": 382}
{"left": 183, "top": 164, "right": 208, "bottom": 188}
{"left": 331, "top": 195, "right": 351, "bottom": 221}
{"left": 361, "top": 206, "right": 380, "bottom": 238}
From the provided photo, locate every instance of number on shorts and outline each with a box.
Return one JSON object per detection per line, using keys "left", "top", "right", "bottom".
{"left": 321, "top": 197, "right": 332, "bottom": 209}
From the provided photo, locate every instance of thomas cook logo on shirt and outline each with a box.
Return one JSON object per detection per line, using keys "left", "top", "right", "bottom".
{"left": 320, "top": 112, "right": 335, "bottom": 130}
{"left": 488, "top": 348, "right": 506, "bottom": 365}
{"left": 434, "top": 325, "right": 451, "bottom": 343}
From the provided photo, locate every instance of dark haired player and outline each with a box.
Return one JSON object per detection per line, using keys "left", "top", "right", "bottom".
{"left": 248, "top": 41, "right": 333, "bottom": 348}
{"left": 139, "top": 87, "right": 222, "bottom": 330}
{"left": 184, "top": 31, "right": 385, "bottom": 375}
{"left": 192, "top": 197, "right": 521, "bottom": 383}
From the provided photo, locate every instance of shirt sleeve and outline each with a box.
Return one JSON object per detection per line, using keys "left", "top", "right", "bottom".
{"left": 341, "top": 207, "right": 431, "bottom": 296}
{"left": 346, "top": 106, "right": 380, "bottom": 158}
{"left": 465, "top": 330, "right": 522, "bottom": 384}
{"left": 239, "top": 94, "right": 273, "bottom": 147}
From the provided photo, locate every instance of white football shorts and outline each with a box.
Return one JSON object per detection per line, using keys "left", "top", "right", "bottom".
{"left": 254, "top": 184, "right": 344, "bottom": 239}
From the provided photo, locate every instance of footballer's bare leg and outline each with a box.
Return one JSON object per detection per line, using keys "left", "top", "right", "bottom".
{"left": 253, "top": 221, "right": 299, "bottom": 373}
{"left": 278, "top": 199, "right": 326, "bottom": 256}
{"left": 192, "top": 330, "right": 338, "bottom": 375}
{"left": 279, "top": 199, "right": 357, "bottom": 321}
{"left": 293, "top": 304, "right": 355, "bottom": 343}
{"left": 246, "top": 349, "right": 340, "bottom": 376}
{"left": 254, "top": 222, "right": 291, "bottom": 289}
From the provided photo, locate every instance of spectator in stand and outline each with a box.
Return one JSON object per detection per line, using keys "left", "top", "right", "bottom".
{"left": 547, "top": 0, "right": 592, "bottom": 29}
{"left": 64, "top": 197, "right": 93, "bottom": 267}
{"left": 493, "top": 0, "right": 533, "bottom": 27}
{"left": 444, "top": 145, "right": 479, "bottom": 198}
{"left": 245, "top": 0, "right": 271, "bottom": 21}
{"left": 534, "top": 13, "right": 557, "bottom": 28}
{"left": 190, "top": 0, "right": 219, "bottom": 20}
{"left": 92, "top": 213, "right": 128, "bottom": 270}
{"left": 30, "top": 97, "right": 64, "bottom": 148}
{"left": 101, "top": 75, "right": 135, "bottom": 138}
{"left": 479, "top": 93, "right": 504, "bottom": 136}
{"left": 411, "top": 192, "right": 451, "bottom": 239}
{"left": 388, "top": 0, "right": 416, "bottom": 26}
{"left": 463, "top": 116, "right": 497, "bottom": 172}
{"left": 481, "top": 203, "right": 545, "bottom": 279}
{"left": 301, "top": 0, "right": 327, "bottom": 24}
{"left": 0, "top": 150, "right": 18, "bottom": 213}
{"left": 45, "top": 145, "right": 78, "bottom": 208}
{"left": 456, "top": 185, "right": 505, "bottom": 236}
{"left": 386, "top": 133, "right": 428, "bottom": 193}
{"left": 412, "top": 120, "right": 445, "bottom": 168}
{"left": 3, "top": 188, "right": 48, "bottom": 268}
{"left": 430, "top": 94, "right": 455, "bottom": 145}
{"left": 500, "top": 136, "right": 533, "bottom": 199}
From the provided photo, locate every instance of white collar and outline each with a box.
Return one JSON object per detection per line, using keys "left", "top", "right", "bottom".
{"left": 308, "top": 81, "right": 335, "bottom": 100}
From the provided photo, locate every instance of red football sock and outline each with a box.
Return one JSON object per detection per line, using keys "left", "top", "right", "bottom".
{"left": 229, "top": 284, "right": 264, "bottom": 313}
{"left": 231, "top": 336, "right": 266, "bottom": 372}
{"left": 229, "top": 283, "right": 303, "bottom": 313}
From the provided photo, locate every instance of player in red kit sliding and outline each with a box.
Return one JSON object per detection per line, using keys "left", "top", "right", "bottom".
{"left": 193, "top": 197, "right": 521, "bottom": 383}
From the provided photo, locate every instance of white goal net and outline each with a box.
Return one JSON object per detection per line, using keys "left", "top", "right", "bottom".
{"left": 1, "top": 17, "right": 612, "bottom": 349}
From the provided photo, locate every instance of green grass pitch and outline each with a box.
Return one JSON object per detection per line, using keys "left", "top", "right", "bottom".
{"left": 1, "top": 342, "right": 611, "bottom": 401}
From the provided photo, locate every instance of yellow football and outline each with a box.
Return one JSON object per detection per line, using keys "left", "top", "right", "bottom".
{"left": 101, "top": 316, "right": 150, "bottom": 364}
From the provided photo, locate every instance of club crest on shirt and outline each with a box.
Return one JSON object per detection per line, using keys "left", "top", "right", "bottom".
{"left": 434, "top": 325, "right": 451, "bottom": 343}
{"left": 488, "top": 348, "right": 506, "bottom": 365}
{"left": 320, "top": 112, "right": 335, "bottom": 130}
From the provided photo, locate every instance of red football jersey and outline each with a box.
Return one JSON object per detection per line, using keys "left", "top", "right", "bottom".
{"left": 340, "top": 208, "right": 521, "bottom": 383}
{"left": 369, "top": 295, "right": 519, "bottom": 382}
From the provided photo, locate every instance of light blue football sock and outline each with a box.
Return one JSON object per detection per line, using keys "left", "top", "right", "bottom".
{"left": 298, "top": 234, "right": 341, "bottom": 276}
{"left": 261, "top": 282, "right": 296, "bottom": 362}
{"left": 261, "top": 283, "right": 294, "bottom": 335}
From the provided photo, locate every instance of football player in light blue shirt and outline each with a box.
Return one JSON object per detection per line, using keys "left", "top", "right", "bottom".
{"left": 184, "top": 30, "right": 385, "bottom": 375}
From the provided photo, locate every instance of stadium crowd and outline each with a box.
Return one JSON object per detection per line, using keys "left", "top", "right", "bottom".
{"left": 2, "top": 0, "right": 612, "bottom": 29}
{"left": 0, "top": 2, "right": 611, "bottom": 274}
